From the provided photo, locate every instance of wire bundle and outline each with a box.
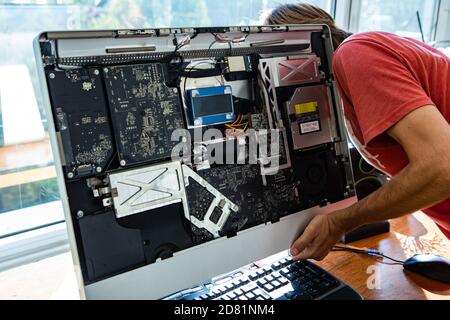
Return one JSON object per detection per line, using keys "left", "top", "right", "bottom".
{"left": 332, "top": 245, "right": 405, "bottom": 266}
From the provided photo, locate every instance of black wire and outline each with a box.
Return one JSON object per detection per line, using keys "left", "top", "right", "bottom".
{"left": 182, "top": 60, "right": 217, "bottom": 99}
{"left": 333, "top": 246, "right": 405, "bottom": 264}
{"left": 208, "top": 40, "right": 218, "bottom": 52}
{"left": 378, "top": 253, "right": 405, "bottom": 264}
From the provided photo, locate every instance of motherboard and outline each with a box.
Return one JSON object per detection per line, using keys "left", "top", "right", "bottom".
{"left": 103, "top": 63, "right": 185, "bottom": 166}
{"left": 46, "top": 68, "right": 114, "bottom": 179}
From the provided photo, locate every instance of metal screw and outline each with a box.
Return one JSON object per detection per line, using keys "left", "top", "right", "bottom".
{"left": 77, "top": 210, "right": 84, "bottom": 219}
{"left": 67, "top": 172, "right": 74, "bottom": 179}
{"left": 96, "top": 167, "right": 103, "bottom": 173}
{"left": 94, "top": 69, "right": 100, "bottom": 75}
{"left": 49, "top": 73, "right": 55, "bottom": 79}
{"left": 120, "top": 160, "right": 127, "bottom": 166}
{"left": 103, "top": 68, "right": 109, "bottom": 73}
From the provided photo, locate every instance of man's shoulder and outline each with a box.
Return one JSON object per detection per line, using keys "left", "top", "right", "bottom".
{"left": 336, "top": 32, "right": 395, "bottom": 54}
{"left": 344, "top": 31, "right": 396, "bottom": 43}
{"left": 333, "top": 32, "right": 399, "bottom": 65}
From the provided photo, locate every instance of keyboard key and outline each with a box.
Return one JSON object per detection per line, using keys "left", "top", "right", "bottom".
{"left": 307, "top": 288, "right": 321, "bottom": 298}
{"left": 280, "top": 278, "right": 289, "bottom": 285}
{"left": 256, "top": 269, "right": 266, "bottom": 277}
{"left": 212, "top": 288, "right": 221, "bottom": 296}
{"left": 232, "top": 279, "right": 241, "bottom": 287}
{"left": 323, "top": 276, "right": 340, "bottom": 286}
{"left": 264, "top": 284, "right": 275, "bottom": 292}
{"left": 272, "top": 262, "right": 282, "bottom": 270}
{"left": 257, "top": 279, "right": 267, "bottom": 287}
{"left": 254, "top": 289, "right": 264, "bottom": 296}
{"left": 234, "top": 288, "right": 244, "bottom": 296}
{"left": 293, "top": 293, "right": 311, "bottom": 301}
{"left": 226, "top": 282, "right": 235, "bottom": 289}
{"left": 262, "top": 266, "right": 272, "bottom": 274}
{"left": 305, "top": 266, "right": 319, "bottom": 276}
{"left": 285, "top": 274, "right": 295, "bottom": 281}
{"left": 265, "top": 275, "right": 275, "bottom": 282}
{"left": 218, "top": 287, "right": 228, "bottom": 294}
{"left": 240, "top": 276, "right": 250, "bottom": 284}
{"left": 243, "top": 287, "right": 253, "bottom": 294}
{"left": 239, "top": 296, "right": 248, "bottom": 301}
{"left": 249, "top": 271, "right": 259, "bottom": 281}
{"left": 245, "top": 292, "right": 256, "bottom": 300}
{"left": 320, "top": 280, "right": 339, "bottom": 290}
{"left": 280, "top": 268, "right": 290, "bottom": 276}
{"left": 272, "top": 271, "right": 281, "bottom": 279}
{"left": 272, "top": 280, "right": 282, "bottom": 288}
{"left": 227, "top": 292, "right": 237, "bottom": 300}
{"left": 200, "top": 294, "right": 209, "bottom": 300}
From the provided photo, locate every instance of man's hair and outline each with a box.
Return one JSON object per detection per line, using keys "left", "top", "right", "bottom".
{"left": 262, "top": 3, "right": 350, "bottom": 49}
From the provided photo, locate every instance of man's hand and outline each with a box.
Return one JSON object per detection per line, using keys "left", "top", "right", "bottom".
{"left": 290, "top": 106, "right": 450, "bottom": 262}
{"left": 290, "top": 211, "right": 347, "bottom": 261}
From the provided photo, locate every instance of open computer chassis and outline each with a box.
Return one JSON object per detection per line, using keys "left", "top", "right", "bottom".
{"left": 37, "top": 25, "right": 355, "bottom": 286}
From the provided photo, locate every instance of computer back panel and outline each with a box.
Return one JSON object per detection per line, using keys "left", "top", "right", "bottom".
{"left": 35, "top": 25, "right": 356, "bottom": 297}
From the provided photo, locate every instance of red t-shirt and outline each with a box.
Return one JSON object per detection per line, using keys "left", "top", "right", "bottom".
{"left": 332, "top": 32, "right": 450, "bottom": 239}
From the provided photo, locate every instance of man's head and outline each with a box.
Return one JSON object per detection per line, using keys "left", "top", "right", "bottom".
{"left": 262, "top": 3, "right": 350, "bottom": 49}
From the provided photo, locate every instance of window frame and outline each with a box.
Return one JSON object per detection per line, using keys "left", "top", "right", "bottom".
{"left": 346, "top": 0, "right": 442, "bottom": 42}
{"left": 435, "top": 0, "right": 450, "bottom": 43}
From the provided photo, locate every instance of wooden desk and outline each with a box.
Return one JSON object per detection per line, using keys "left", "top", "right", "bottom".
{"left": 316, "top": 212, "right": 450, "bottom": 300}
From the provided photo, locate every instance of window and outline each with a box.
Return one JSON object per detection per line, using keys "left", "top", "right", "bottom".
{"left": 350, "top": 0, "right": 440, "bottom": 42}
{"left": 0, "top": 0, "right": 333, "bottom": 241}
{"left": 435, "top": 0, "right": 450, "bottom": 55}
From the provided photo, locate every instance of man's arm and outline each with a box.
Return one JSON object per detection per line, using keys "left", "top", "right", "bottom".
{"left": 290, "top": 105, "right": 450, "bottom": 261}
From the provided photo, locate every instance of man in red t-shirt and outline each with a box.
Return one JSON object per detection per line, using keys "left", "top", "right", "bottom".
{"left": 265, "top": 3, "right": 450, "bottom": 261}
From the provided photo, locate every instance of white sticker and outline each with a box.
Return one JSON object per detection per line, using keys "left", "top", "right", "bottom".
{"left": 300, "top": 121, "right": 320, "bottom": 134}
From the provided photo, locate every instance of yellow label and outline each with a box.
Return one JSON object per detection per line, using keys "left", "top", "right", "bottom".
{"left": 295, "top": 102, "right": 318, "bottom": 115}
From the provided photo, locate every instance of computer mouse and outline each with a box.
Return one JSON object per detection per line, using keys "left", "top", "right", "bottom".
{"left": 403, "top": 254, "right": 450, "bottom": 283}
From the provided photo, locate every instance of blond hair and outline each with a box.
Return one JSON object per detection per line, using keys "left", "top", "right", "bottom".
{"left": 263, "top": 3, "right": 349, "bottom": 49}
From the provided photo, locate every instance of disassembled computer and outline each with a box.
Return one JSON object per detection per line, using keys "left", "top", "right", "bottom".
{"left": 34, "top": 25, "right": 360, "bottom": 300}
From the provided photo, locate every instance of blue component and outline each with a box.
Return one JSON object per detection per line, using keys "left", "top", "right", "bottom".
{"left": 187, "top": 86, "right": 236, "bottom": 127}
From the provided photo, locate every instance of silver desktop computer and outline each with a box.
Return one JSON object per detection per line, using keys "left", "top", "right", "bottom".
{"left": 34, "top": 24, "right": 359, "bottom": 300}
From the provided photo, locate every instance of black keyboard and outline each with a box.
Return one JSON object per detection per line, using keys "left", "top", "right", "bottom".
{"left": 164, "top": 254, "right": 362, "bottom": 301}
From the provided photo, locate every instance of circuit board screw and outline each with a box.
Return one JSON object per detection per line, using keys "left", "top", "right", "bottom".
{"left": 93, "top": 69, "right": 100, "bottom": 76}
{"left": 67, "top": 172, "right": 74, "bottom": 179}
{"left": 96, "top": 167, "right": 103, "bottom": 173}
{"left": 77, "top": 210, "right": 84, "bottom": 219}
{"left": 49, "top": 73, "right": 55, "bottom": 79}
{"left": 103, "top": 68, "right": 109, "bottom": 73}
{"left": 120, "top": 160, "right": 127, "bottom": 166}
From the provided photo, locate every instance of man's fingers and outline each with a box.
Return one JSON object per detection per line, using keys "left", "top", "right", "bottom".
{"left": 295, "top": 247, "right": 317, "bottom": 260}
{"left": 290, "top": 225, "right": 317, "bottom": 256}
{"left": 295, "top": 247, "right": 329, "bottom": 261}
